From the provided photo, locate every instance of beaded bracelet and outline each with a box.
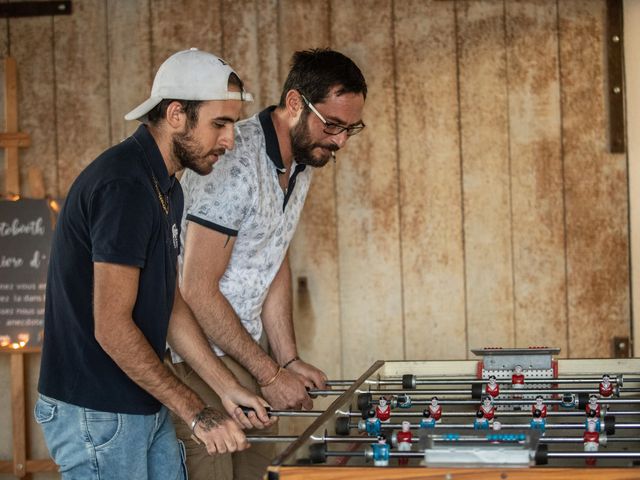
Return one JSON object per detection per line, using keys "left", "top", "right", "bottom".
{"left": 282, "top": 355, "right": 301, "bottom": 369}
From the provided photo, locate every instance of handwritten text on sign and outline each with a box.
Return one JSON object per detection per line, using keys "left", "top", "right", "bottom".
{"left": 0, "top": 199, "right": 56, "bottom": 349}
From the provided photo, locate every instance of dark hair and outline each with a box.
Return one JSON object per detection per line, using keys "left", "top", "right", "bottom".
{"left": 278, "top": 48, "right": 367, "bottom": 107}
{"left": 146, "top": 99, "right": 203, "bottom": 128}
{"left": 146, "top": 73, "right": 245, "bottom": 127}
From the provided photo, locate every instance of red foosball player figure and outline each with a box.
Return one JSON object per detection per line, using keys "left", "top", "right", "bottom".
{"left": 428, "top": 396, "right": 442, "bottom": 422}
{"left": 583, "top": 417, "right": 600, "bottom": 466}
{"left": 585, "top": 394, "right": 601, "bottom": 416}
{"left": 512, "top": 365, "right": 525, "bottom": 388}
{"left": 376, "top": 396, "right": 391, "bottom": 423}
{"left": 397, "top": 420, "right": 412, "bottom": 465}
{"left": 480, "top": 395, "right": 496, "bottom": 421}
{"left": 485, "top": 375, "right": 500, "bottom": 398}
{"left": 599, "top": 374, "right": 613, "bottom": 397}
{"left": 532, "top": 395, "right": 547, "bottom": 418}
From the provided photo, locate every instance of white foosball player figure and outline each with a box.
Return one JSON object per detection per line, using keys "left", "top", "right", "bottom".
{"left": 397, "top": 421, "right": 412, "bottom": 465}
{"left": 375, "top": 396, "right": 391, "bottom": 423}
{"left": 429, "top": 396, "right": 442, "bottom": 422}
{"left": 485, "top": 375, "right": 500, "bottom": 398}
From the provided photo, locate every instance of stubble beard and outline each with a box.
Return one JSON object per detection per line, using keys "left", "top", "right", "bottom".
{"left": 290, "top": 114, "right": 336, "bottom": 168}
{"left": 172, "top": 128, "right": 220, "bottom": 176}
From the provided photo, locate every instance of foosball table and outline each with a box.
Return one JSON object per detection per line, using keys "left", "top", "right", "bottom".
{"left": 256, "top": 348, "right": 640, "bottom": 479}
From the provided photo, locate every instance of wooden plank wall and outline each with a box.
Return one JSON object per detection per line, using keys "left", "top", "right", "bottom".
{"left": 0, "top": 1, "right": 632, "bottom": 474}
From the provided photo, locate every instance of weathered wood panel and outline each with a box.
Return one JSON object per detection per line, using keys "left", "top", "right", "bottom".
{"left": 558, "top": 0, "right": 630, "bottom": 357}
{"left": 395, "top": 0, "right": 467, "bottom": 360}
{"left": 625, "top": 0, "right": 640, "bottom": 355}
{"left": 457, "top": 0, "right": 514, "bottom": 351}
{"left": 0, "top": 12, "right": 6, "bottom": 195}
{"left": 150, "top": 0, "right": 221, "bottom": 72}
{"left": 0, "top": 3, "right": 11, "bottom": 465}
{"left": 222, "top": 0, "right": 259, "bottom": 117}
{"left": 10, "top": 13, "right": 56, "bottom": 198}
{"left": 107, "top": 0, "right": 152, "bottom": 143}
{"left": 505, "top": 0, "right": 567, "bottom": 352}
{"left": 279, "top": 0, "right": 340, "bottom": 378}
{"left": 333, "top": 0, "right": 403, "bottom": 377}
{"left": 257, "top": 0, "right": 280, "bottom": 107}
{"left": 53, "top": 0, "right": 110, "bottom": 196}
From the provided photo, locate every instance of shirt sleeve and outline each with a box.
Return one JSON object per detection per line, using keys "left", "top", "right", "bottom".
{"left": 89, "top": 179, "right": 155, "bottom": 267}
{"left": 183, "top": 144, "right": 255, "bottom": 237}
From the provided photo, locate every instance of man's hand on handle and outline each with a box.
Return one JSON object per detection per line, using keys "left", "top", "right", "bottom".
{"left": 191, "top": 406, "right": 249, "bottom": 455}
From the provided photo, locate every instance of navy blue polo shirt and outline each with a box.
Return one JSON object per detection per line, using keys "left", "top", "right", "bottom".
{"left": 38, "top": 125, "right": 183, "bottom": 414}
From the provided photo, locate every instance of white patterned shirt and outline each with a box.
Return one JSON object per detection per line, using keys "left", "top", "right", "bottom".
{"left": 171, "top": 107, "right": 312, "bottom": 360}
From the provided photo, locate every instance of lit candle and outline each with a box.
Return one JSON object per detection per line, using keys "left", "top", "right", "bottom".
{"left": 17, "top": 333, "right": 29, "bottom": 347}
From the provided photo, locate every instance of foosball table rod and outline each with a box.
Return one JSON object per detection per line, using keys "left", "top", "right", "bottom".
{"left": 338, "top": 409, "right": 640, "bottom": 417}
{"left": 341, "top": 418, "right": 638, "bottom": 434}
{"left": 245, "top": 434, "right": 640, "bottom": 446}
{"left": 307, "top": 445, "right": 640, "bottom": 465}
{"left": 327, "top": 375, "right": 640, "bottom": 388}
{"left": 316, "top": 388, "right": 632, "bottom": 395}
{"left": 354, "top": 395, "right": 640, "bottom": 408}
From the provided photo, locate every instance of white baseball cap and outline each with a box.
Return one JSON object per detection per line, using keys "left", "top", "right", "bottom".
{"left": 125, "top": 48, "right": 254, "bottom": 121}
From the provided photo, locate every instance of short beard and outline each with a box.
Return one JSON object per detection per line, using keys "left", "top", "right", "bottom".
{"left": 172, "top": 128, "right": 212, "bottom": 176}
{"left": 290, "top": 112, "right": 336, "bottom": 168}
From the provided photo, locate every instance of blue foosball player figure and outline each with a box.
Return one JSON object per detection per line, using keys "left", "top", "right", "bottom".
{"left": 530, "top": 408, "right": 546, "bottom": 432}
{"left": 396, "top": 393, "right": 412, "bottom": 409}
{"left": 473, "top": 410, "right": 489, "bottom": 430}
{"left": 364, "top": 408, "right": 382, "bottom": 437}
{"left": 420, "top": 409, "right": 436, "bottom": 429}
{"left": 372, "top": 435, "right": 390, "bottom": 466}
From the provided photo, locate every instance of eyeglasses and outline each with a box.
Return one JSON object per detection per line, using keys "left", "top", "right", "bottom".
{"left": 300, "top": 94, "right": 365, "bottom": 137}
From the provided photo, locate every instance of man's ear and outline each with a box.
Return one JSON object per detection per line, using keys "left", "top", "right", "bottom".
{"left": 284, "top": 90, "right": 304, "bottom": 120}
{"left": 165, "top": 101, "right": 186, "bottom": 130}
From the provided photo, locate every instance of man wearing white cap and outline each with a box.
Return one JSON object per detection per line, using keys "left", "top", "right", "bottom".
{"left": 173, "top": 48, "right": 367, "bottom": 479}
{"left": 36, "top": 49, "right": 273, "bottom": 480}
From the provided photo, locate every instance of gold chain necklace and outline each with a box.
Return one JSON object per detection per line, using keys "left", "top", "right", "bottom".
{"left": 132, "top": 135, "right": 169, "bottom": 216}
{"left": 150, "top": 172, "right": 169, "bottom": 216}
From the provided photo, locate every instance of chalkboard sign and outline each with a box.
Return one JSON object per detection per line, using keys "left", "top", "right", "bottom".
{"left": 0, "top": 199, "right": 57, "bottom": 350}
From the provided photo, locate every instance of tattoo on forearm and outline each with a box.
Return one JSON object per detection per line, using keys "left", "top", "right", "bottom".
{"left": 195, "top": 406, "right": 226, "bottom": 432}
{"left": 224, "top": 235, "right": 231, "bottom": 247}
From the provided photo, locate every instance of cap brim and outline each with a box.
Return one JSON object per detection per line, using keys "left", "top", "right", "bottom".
{"left": 124, "top": 96, "right": 163, "bottom": 121}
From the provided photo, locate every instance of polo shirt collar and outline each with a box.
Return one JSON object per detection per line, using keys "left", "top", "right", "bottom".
{"left": 258, "top": 106, "right": 286, "bottom": 174}
{"left": 132, "top": 124, "right": 174, "bottom": 193}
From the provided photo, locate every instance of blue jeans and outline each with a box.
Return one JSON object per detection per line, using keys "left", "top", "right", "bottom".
{"left": 35, "top": 394, "right": 187, "bottom": 480}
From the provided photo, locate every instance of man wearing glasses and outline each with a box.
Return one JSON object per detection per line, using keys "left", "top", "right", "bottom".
{"left": 168, "top": 49, "right": 367, "bottom": 480}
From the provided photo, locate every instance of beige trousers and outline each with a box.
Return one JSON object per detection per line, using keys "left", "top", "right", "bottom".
{"left": 167, "top": 349, "right": 277, "bottom": 480}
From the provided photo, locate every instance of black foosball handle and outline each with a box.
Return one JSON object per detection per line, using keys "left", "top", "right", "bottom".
{"left": 240, "top": 406, "right": 273, "bottom": 417}
{"left": 357, "top": 392, "right": 373, "bottom": 411}
{"left": 535, "top": 444, "right": 549, "bottom": 465}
